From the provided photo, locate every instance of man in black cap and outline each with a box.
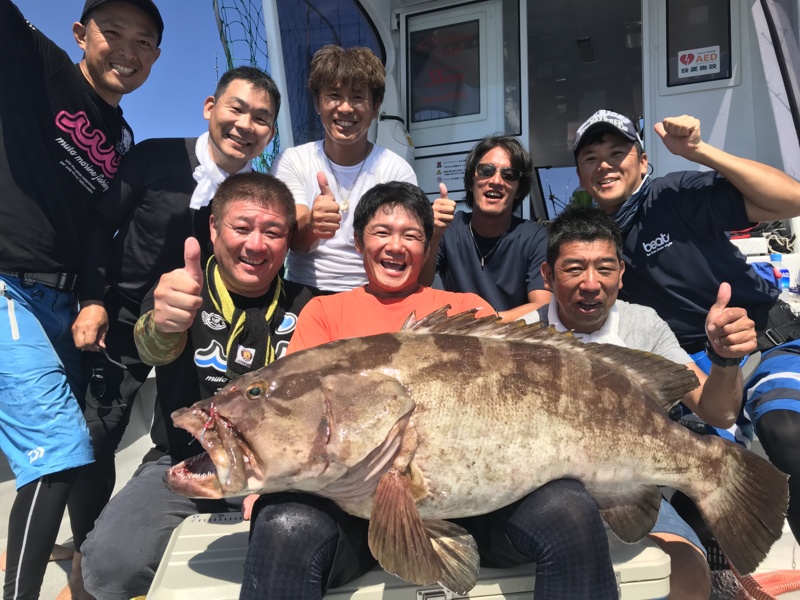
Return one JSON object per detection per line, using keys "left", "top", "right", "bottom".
{"left": 0, "top": 1, "right": 161, "bottom": 598}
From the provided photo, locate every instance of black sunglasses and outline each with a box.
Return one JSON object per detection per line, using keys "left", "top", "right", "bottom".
{"left": 475, "top": 163, "right": 523, "bottom": 182}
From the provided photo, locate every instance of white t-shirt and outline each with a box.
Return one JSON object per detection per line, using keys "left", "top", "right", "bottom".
{"left": 273, "top": 141, "right": 417, "bottom": 292}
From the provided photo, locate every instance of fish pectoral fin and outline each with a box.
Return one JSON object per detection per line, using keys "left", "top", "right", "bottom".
{"left": 369, "top": 469, "right": 440, "bottom": 585}
{"left": 424, "top": 519, "right": 479, "bottom": 595}
{"left": 593, "top": 485, "right": 662, "bottom": 543}
{"left": 368, "top": 469, "right": 479, "bottom": 595}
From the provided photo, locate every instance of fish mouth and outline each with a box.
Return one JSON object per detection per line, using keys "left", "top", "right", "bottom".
{"left": 165, "top": 404, "right": 263, "bottom": 498}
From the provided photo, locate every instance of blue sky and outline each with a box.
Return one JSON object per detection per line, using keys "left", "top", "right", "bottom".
{"left": 18, "top": 1, "right": 225, "bottom": 141}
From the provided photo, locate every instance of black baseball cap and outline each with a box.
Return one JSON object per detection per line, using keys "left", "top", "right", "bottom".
{"left": 80, "top": 0, "right": 164, "bottom": 46}
{"left": 573, "top": 109, "right": 643, "bottom": 156}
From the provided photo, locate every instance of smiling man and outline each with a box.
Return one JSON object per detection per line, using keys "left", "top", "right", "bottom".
{"left": 285, "top": 181, "right": 495, "bottom": 350}
{"left": 240, "top": 182, "right": 619, "bottom": 600}
{"left": 524, "top": 205, "right": 757, "bottom": 600}
{"left": 574, "top": 109, "right": 800, "bottom": 545}
{"left": 0, "top": 1, "right": 161, "bottom": 597}
{"left": 59, "top": 65, "right": 280, "bottom": 599}
{"left": 78, "top": 172, "right": 313, "bottom": 600}
{"left": 420, "top": 136, "right": 551, "bottom": 322}
{"left": 273, "top": 45, "right": 417, "bottom": 293}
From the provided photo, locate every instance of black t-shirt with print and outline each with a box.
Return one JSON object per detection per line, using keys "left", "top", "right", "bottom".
{"left": 0, "top": 1, "right": 134, "bottom": 274}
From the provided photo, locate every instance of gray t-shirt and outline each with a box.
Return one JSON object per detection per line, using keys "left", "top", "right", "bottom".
{"left": 524, "top": 299, "right": 692, "bottom": 365}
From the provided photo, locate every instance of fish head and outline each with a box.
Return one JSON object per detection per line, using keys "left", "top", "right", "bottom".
{"left": 165, "top": 359, "right": 415, "bottom": 500}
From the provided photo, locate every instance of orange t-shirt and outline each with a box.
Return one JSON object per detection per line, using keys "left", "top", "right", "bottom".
{"left": 287, "top": 285, "right": 495, "bottom": 354}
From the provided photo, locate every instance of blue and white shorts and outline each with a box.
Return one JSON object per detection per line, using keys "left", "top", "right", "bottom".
{"left": 0, "top": 276, "right": 93, "bottom": 488}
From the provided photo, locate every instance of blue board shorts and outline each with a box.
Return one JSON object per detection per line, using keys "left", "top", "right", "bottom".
{"left": 744, "top": 339, "right": 800, "bottom": 424}
{"left": 651, "top": 498, "right": 706, "bottom": 557}
{"left": 0, "top": 276, "right": 93, "bottom": 488}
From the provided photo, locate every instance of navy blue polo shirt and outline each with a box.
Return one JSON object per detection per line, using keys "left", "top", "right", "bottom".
{"left": 614, "top": 171, "right": 778, "bottom": 351}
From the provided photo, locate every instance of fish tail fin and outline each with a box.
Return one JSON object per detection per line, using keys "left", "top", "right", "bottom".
{"left": 694, "top": 438, "right": 788, "bottom": 574}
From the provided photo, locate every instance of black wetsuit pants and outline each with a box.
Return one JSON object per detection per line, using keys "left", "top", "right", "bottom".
{"left": 242, "top": 479, "right": 618, "bottom": 600}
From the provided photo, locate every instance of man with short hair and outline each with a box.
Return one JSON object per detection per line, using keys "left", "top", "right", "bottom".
{"left": 274, "top": 44, "right": 417, "bottom": 292}
{"left": 80, "top": 172, "right": 313, "bottom": 599}
{"left": 242, "top": 182, "right": 619, "bottom": 600}
{"left": 573, "top": 108, "right": 800, "bottom": 543}
{"left": 420, "top": 136, "right": 550, "bottom": 322}
{"left": 65, "top": 67, "right": 279, "bottom": 593}
{"left": 523, "top": 205, "right": 757, "bottom": 600}
{"left": 0, "top": 1, "right": 161, "bottom": 597}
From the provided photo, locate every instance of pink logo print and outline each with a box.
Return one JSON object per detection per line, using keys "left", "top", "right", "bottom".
{"left": 55, "top": 110, "right": 121, "bottom": 178}
{"left": 680, "top": 53, "right": 695, "bottom": 66}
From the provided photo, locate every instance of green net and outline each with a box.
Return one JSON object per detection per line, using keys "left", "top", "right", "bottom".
{"left": 212, "top": 0, "right": 280, "bottom": 171}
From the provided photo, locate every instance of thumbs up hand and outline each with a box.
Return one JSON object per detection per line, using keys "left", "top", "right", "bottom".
{"left": 153, "top": 237, "right": 205, "bottom": 333}
{"left": 311, "top": 171, "right": 342, "bottom": 239}
{"left": 432, "top": 182, "right": 456, "bottom": 233}
{"left": 705, "top": 282, "right": 757, "bottom": 359}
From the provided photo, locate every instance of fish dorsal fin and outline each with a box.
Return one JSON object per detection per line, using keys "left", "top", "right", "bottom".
{"left": 404, "top": 308, "right": 699, "bottom": 412}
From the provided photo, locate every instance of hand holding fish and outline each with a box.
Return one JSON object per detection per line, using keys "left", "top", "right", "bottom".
{"left": 311, "top": 171, "right": 341, "bottom": 240}
{"left": 432, "top": 183, "right": 456, "bottom": 233}
{"left": 705, "top": 281, "right": 757, "bottom": 358}
{"left": 153, "top": 237, "right": 204, "bottom": 333}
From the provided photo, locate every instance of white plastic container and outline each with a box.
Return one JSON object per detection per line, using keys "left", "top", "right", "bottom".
{"left": 147, "top": 513, "right": 670, "bottom": 599}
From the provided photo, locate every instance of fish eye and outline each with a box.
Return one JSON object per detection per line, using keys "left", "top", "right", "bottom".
{"left": 246, "top": 385, "right": 262, "bottom": 398}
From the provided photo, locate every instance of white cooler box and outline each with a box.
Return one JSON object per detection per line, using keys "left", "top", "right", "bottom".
{"left": 148, "top": 512, "right": 670, "bottom": 599}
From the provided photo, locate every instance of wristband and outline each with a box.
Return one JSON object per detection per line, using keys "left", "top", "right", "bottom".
{"left": 704, "top": 340, "right": 741, "bottom": 368}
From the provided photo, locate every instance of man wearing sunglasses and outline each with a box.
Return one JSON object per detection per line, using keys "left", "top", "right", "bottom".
{"left": 420, "top": 136, "right": 551, "bottom": 321}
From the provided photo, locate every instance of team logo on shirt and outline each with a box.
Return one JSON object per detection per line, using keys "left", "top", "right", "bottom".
{"left": 235, "top": 345, "right": 256, "bottom": 368}
{"left": 202, "top": 311, "right": 226, "bottom": 331}
{"left": 642, "top": 233, "right": 672, "bottom": 257}
{"left": 276, "top": 312, "right": 298, "bottom": 334}
{"left": 54, "top": 110, "right": 122, "bottom": 178}
{"left": 195, "top": 340, "right": 227, "bottom": 372}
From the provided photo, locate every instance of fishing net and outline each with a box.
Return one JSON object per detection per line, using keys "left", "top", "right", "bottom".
{"left": 211, "top": 0, "right": 279, "bottom": 171}
{"left": 212, "top": 0, "right": 383, "bottom": 167}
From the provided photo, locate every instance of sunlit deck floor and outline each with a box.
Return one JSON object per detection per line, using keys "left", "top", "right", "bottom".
{"left": 2, "top": 388, "right": 799, "bottom": 599}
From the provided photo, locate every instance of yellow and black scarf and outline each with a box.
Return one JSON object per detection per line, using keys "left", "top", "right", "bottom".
{"left": 205, "top": 256, "right": 283, "bottom": 379}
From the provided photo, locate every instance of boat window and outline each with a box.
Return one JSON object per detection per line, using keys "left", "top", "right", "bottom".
{"left": 666, "top": 0, "right": 732, "bottom": 87}
{"left": 403, "top": 0, "right": 521, "bottom": 149}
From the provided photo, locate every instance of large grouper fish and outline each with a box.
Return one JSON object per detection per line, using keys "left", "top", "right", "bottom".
{"left": 166, "top": 308, "right": 788, "bottom": 594}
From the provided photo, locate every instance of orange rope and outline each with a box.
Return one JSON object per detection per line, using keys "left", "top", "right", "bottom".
{"left": 729, "top": 561, "right": 800, "bottom": 599}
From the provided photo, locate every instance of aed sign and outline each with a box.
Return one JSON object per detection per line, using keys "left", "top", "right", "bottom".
{"left": 677, "top": 45, "right": 721, "bottom": 79}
